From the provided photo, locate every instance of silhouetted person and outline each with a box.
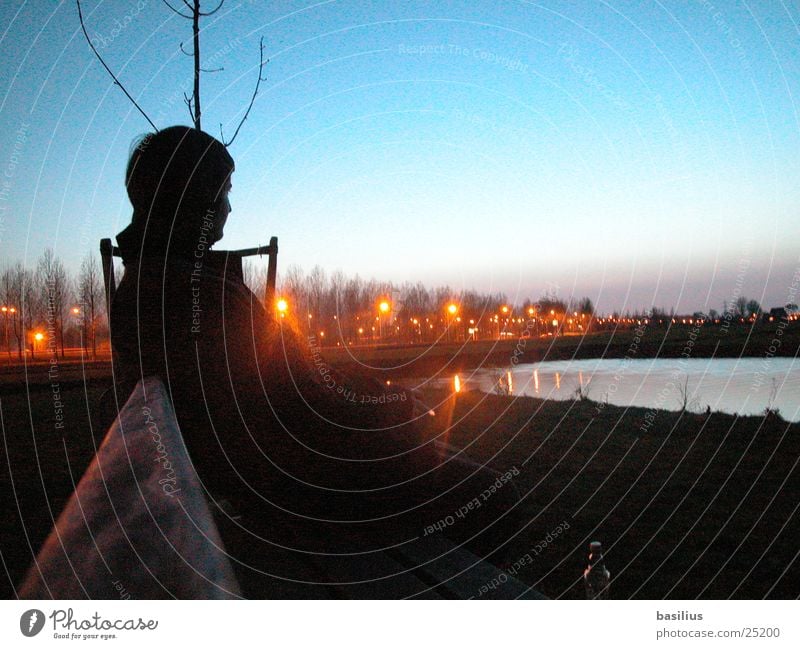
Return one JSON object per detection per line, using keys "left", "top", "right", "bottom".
{"left": 111, "top": 126, "right": 452, "bottom": 560}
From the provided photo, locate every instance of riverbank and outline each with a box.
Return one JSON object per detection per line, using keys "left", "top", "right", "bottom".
{"left": 325, "top": 322, "right": 800, "bottom": 380}
{"left": 1, "top": 379, "right": 797, "bottom": 598}
{"left": 1, "top": 323, "right": 795, "bottom": 391}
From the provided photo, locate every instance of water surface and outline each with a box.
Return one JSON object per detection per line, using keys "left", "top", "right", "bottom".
{"left": 417, "top": 357, "right": 800, "bottom": 421}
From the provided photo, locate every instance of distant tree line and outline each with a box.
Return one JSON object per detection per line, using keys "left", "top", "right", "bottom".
{"left": 2, "top": 248, "right": 787, "bottom": 361}
{"left": 247, "top": 262, "right": 598, "bottom": 346}
{"left": 0, "top": 250, "right": 104, "bottom": 360}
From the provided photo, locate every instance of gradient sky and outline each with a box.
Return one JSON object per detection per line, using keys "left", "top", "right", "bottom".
{"left": 0, "top": 0, "right": 798, "bottom": 314}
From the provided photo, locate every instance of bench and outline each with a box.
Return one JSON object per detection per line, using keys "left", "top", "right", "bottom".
{"left": 19, "top": 376, "right": 242, "bottom": 599}
{"left": 99, "top": 237, "right": 279, "bottom": 315}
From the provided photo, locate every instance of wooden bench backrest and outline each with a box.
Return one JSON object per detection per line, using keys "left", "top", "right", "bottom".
{"left": 100, "top": 236, "right": 278, "bottom": 315}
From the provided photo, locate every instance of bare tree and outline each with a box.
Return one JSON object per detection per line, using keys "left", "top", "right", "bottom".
{"left": 745, "top": 299, "right": 761, "bottom": 318}
{"left": 733, "top": 296, "right": 748, "bottom": 319}
{"left": 676, "top": 375, "right": 700, "bottom": 413}
{"left": 36, "top": 249, "right": 71, "bottom": 358}
{"left": 151, "top": 0, "right": 268, "bottom": 144}
{"left": 76, "top": 0, "right": 157, "bottom": 130}
{"left": 0, "top": 266, "right": 24, "bottom": 359}
{"left": 77, "top": 253, "right": 103, "bottom": 359}
{"left": 577, "top": 296, "right": 594, "bottom": 315}
{"left": 78, "top": 0, "right": 267, "bottom": 143}
{"left": 305, "top": 265, "right": 328, "bottom": 330}
{"left": 0, "top": 263, "right": 39, "bottom": 359}
{"left": 242, "top": 258, "right": 269, "bottom": 305}
{"left": 278, "top": 264, "right": 305, "bottom": 308}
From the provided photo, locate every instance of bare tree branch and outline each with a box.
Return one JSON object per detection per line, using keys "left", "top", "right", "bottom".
{"left": 200, "top": 66, "right": 224, "bottom": 73}
{"left": 162, "top": 0, "right": 193, "bottom": 19}
{"left": 221, "top": 36, "right": 268, "bottom": 147}
{"left": 76, "top": 0, "right": 157, "bottom": 131}
{"left": 191, "top": 0, "right": 201, "bottom": 129}
{"left": 179, "top": 41, "right": 193, "bottom": 56}
{"left": 183, "top": 91, "right": 195, "bottom": 122}
{"left": 199, "top": 0, "right": 225, "bottom": 17}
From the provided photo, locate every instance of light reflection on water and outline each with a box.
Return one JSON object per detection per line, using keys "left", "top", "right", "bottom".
{"left": 420, "top": 357, "right": 800, "bottom": 421}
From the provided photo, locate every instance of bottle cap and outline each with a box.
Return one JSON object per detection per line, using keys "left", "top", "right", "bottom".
{"left": 589, "top": 541, "right": 603, "bottom": 555}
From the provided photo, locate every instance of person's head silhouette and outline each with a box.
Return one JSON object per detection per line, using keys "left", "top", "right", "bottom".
{"left": 118, "top": 125, "right": 234, "bottom": 260}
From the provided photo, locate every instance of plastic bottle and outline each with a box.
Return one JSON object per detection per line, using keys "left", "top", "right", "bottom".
{"left": 583, "top": 541, "right": 610, "bottom": 599}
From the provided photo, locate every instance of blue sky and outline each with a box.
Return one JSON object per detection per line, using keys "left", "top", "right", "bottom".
{"left": 1, "top": 0, "right": 798, "bottom": 313}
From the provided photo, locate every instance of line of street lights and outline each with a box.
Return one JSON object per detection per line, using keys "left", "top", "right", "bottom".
{"left": 270, "top": 296, "right": 594, "bottom": 346}
{"left": 1, "top": 304, "right": 86, "bottom": 359}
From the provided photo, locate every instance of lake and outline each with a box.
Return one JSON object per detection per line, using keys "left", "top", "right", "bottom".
{"left": 415, "top": 357, "right": 800, "bottom": 421}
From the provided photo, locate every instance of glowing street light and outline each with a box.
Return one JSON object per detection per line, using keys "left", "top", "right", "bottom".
{"left": 445, "top": 303, "right": 459, "bottom": 341}
{"left": 33, "top": 331, "right": 44, "bottom": 357}
{"left": 275, "top": 298, "right": 288, "bottom": 319}
{"left": 378, "top": 300, "right": 391, "bottom": 339}
{"left": 0, "top": 306, "right": 12, "bottom": 359}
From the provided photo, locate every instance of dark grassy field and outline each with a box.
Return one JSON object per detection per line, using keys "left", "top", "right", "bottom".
{"left": 0, "top": 383, "right": 110, "bottom": 599}
{"left": 1, "top": 373, "right": 797, "bottom": 599}
{"left": 417, "top": 388, "right": 800, "bottom": 599}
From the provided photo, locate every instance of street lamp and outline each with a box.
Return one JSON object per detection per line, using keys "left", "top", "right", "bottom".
{"left": 33, "top": 331, "right": 44, "bottom": 358}
{"left": 1, "top": 307, "right": 7, "bottom": 354}
{"left": 70, "top": 306, "right": 83, "bottom": 356}
{"left": 446, "top": 303, "right": 458, "bottom": 341}
{"left": 0, "top": 306, "right": 10, "bottom": 360}
{"left": 378, "top": 300, "right": 390, "bottom": 340}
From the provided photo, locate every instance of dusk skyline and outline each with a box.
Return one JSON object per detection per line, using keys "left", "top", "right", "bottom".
{"left": 1, "top": 0, "right": 798, "bottom": 314}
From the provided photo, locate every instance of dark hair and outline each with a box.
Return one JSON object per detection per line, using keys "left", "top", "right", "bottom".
{"left": 122, "top": 126, "right": 234, "bottom": 255}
